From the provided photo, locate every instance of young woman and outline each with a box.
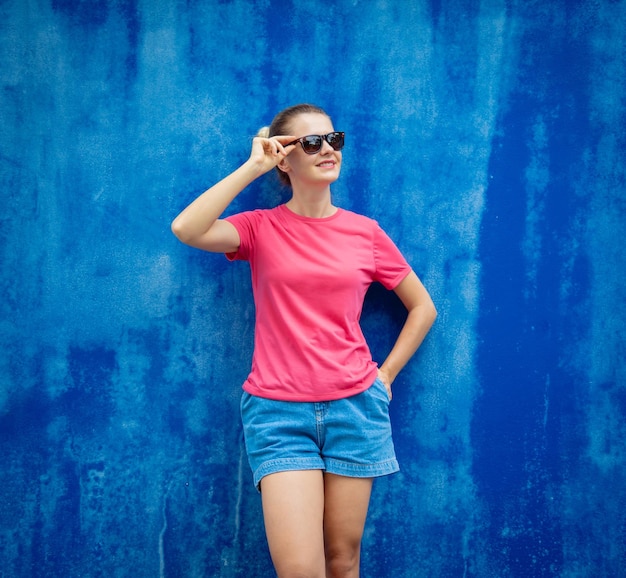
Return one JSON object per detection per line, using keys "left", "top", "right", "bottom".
{"left": 171, "top": 104, "right": 437, "bottom": 578}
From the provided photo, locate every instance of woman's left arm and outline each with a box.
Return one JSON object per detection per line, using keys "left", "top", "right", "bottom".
{"left": 377, "top": 271, "right": 437, "bottom": 399}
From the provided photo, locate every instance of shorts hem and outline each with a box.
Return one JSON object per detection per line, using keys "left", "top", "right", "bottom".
{"left": 324, "top": 457, "right": 400, "bottom": 479}
{"left": 253, "top": 457, "right": 400, "bottom": 491}
{"left": 253, "top": 457, "right": 325, "bottom": 490}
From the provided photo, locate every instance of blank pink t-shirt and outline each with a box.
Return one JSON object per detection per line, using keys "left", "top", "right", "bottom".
{"left": 225, "top": 204, "right": 411, "bottom": 401}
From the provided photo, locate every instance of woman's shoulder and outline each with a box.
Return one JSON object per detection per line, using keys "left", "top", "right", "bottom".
{"left": 337, "top": 207, "right": 380, "bottom": 228}
{"left": 226, "top": 206, "right": 280, "bottom": 222}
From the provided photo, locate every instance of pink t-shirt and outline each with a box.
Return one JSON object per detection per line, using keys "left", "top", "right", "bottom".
{"left": 225, "top": 204, "right": 411, "bottom": 401}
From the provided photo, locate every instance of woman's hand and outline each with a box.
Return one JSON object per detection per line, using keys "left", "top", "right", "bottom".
{"left": 248, "top": 135, "right": 296, "bottom": 176}
{"left": 377, "top": 369, "right": 393, "bottom": 401}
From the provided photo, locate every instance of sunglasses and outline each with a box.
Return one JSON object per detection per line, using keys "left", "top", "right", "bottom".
{"left": 286, "top": 132, "right": 345, "bottom": 154}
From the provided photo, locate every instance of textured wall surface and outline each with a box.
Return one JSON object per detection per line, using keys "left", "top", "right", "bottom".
{"left": 1, "top": 0, "right": 625, "bottom": 576}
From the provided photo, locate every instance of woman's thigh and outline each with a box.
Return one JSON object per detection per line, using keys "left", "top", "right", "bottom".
{"left": 260, "top": 470, "right": 327, "bottom": 578}
{"left": 323, "top": 473, "right": 373, "bottom": 568}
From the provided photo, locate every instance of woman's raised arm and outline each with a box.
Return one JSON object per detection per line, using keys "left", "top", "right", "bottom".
{"left": 171, "top": 135, "right": 295, "bottom": 252}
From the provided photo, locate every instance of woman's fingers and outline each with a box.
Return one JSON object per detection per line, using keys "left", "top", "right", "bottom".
{"left": 249, "top": 135, "right": 297, "bottom": 171}
{"left": 270, "top": 136, "right": 296, "bottom": 156}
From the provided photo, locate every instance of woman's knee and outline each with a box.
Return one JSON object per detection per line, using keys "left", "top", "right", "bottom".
{"left": 325, "top": 553, "right": 360, "bottom": 578}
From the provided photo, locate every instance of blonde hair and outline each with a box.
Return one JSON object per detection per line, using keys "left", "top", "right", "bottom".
{"left": 257, "top": 126, "right": 270, "bottom": 138}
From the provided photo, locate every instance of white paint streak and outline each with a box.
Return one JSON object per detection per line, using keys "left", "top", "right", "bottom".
{"left": 543, "top": 374, "right": 550, "bottom": 431}
{"left": 560, "top": 2, "right": 626, "bottom": 574}
{"left": 158, "top": 483, "right": 170, "bottom": 578}
{"left": 523, "top": 116, "right": 550, "bottom": 299}
{"left": 579, "top": 2, "right": 626, "bottom": 474}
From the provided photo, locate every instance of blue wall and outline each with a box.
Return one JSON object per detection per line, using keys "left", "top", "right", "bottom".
{"left": 1, "top": 1, "right": 625, "bottom": 576}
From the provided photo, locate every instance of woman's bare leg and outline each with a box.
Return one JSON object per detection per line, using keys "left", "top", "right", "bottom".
{"left": 323, "top": 474, "right": 373, "bottom": 578}
{"left": 260, "top": 470, "right": 326, "bottom": 578}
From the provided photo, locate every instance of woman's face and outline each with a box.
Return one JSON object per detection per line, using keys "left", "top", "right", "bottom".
{"left": 279, "top": 112, "right": 342, "bottom": 186}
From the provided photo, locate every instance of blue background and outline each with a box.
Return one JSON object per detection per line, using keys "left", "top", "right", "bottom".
{"left": 1, "top": 0, "right": 625, "bottom": 576}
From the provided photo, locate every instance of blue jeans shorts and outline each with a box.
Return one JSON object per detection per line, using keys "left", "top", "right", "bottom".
{"left": 240, "top": 377, "right": 399, "bottom": 490}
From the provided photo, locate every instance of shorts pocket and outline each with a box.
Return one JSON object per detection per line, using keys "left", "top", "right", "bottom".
{"left": 372, "top": 377, "right": 391, "bottom": 404}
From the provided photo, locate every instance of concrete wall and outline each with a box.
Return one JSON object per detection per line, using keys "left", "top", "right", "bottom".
{"left": 1, "top": 0, "right": 624, "bottom": 576}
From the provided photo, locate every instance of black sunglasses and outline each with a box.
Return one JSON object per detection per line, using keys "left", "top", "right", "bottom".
{"left": 286, "top": 132, "right": 345, "bottom": 154}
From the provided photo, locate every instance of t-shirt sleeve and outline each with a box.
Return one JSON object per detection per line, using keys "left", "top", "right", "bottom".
{"left": 373, "top": 223, "right": 412, "bottom": 289}
{"left": 223, "top": 210, "right": 261, "bottom": 261}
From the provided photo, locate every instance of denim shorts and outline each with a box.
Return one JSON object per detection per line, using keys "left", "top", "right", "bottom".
{"left": 240, "top": 377, "right": 399, "bottom": 490}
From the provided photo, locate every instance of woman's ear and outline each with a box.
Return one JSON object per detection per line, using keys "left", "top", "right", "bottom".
{"left": 277, "top": 157, "right": 291, "bottom": 175}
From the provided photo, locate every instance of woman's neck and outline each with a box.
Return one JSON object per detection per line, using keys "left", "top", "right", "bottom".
{"left": 286, "top": 186, "right": 336, "bottom": 218}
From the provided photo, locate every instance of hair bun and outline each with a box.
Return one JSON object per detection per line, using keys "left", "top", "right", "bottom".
{"left": 257, "top": 126, "right": 270, "bottom": 138}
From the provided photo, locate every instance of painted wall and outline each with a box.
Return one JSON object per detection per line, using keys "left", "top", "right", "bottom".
{"left": 1, "top": 0, "right": 624, "bottom": 576}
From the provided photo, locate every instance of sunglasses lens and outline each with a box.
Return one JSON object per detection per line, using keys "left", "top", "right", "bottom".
{"left": 327, "top": 132, "right": 344, "bottom": 150}
{"left": 301, "top": 135, "right": 323, "bottom": 153}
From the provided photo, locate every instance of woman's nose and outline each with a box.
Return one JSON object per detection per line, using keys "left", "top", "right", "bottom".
{"left": 320, "top": 138, "right": 335, "bottom": 154}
